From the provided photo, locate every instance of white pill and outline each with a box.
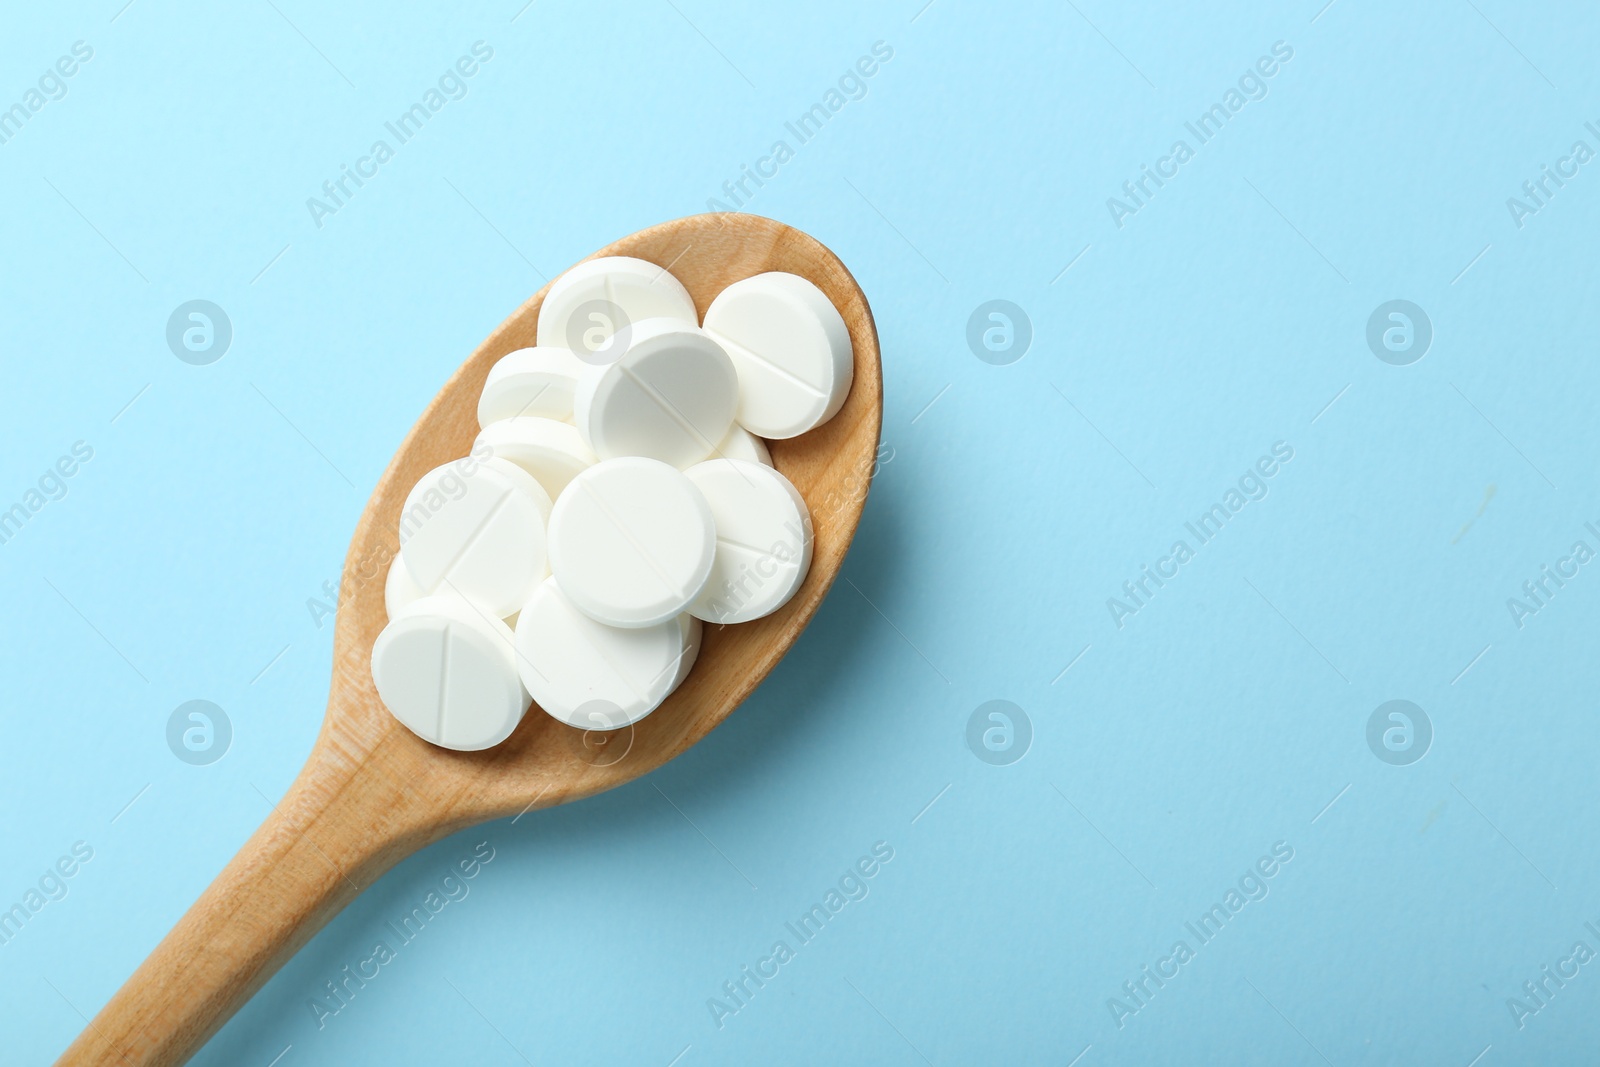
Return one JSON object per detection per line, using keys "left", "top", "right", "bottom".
{"left": 574, "top": 318, "right": 738, "bottom": 468}
{"left": 684, "top": 459, "right": 813, "bottom": 624}
{"left": 475, "top": 417, "right": 597, "bottom": 500}
{"left": 372, "top": 595, "right": 529, "bottom": 751}
{"left": 548, "top": 457, "right": 715, "bottom": 628}
{"left": 702, "top": 272, "right": 853, "bottom": 439}
{"left": 478, "top": 347, "right": 587, "bottom": 427}
{"left": 536, "top": 256, "right": 698, "bottom": 362}
{"left": 384, "top": 555, "right": 426, "bottom": 620}
{"left": 398, "top": 456, "right": 552, "bottom": 619}
{"left": 670, "top": 613, "right": 703, "bottom": 693}
{"left": 514, "top": 577, "right": 688, "bottom": 728}
{"left": 706, "top": 423, "right": 771, "bottom": 467}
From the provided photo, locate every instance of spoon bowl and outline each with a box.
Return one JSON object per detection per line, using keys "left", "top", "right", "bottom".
{"left": 56, "top": 213, "right": 882, "bottom": 1066}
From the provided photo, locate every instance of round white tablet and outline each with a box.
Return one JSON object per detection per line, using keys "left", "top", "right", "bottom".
{"left": 514, "top": 578, "right": 687, "bottom": 728}
{"left": 684, "top": 459, "right": 813, "bottom": 624}
{"left": 706, "top": 422, "right": 771, "bottom": 467}
{"left": 536, "top": 256, "right": 698, "bottom": 363}
{"left": 548, "top": 458, "right": 716, "bottom": 628}
{"left": 573, "top": 318, "right": 738, "bottom": 468}
{"left": 702, "top": 272, "right": 853, "bottom": 439}
{"left": 384, "top": 555, "right": 426, "bottom": 620}
{"left": 398, "top": 456, "right": 551, "bottom": 618}
{"left": 478, "top": 347, "right": 588, "bottom": 427}
{"left": 372, "top": 595, "right": 529, "bottom": 751}
{"left": 475, "top": 417, "right": 597, "bottom": 500}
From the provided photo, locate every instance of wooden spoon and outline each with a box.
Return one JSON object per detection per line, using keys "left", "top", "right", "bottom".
{"left": 56, "top": 214, "right": 882, "bottom": 1066}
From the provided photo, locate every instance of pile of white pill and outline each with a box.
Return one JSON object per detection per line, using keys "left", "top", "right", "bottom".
{"left": 370, "top": 257, "right": 853, "bottom": 751}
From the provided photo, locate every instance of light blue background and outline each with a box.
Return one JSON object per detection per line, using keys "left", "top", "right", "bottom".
{"left": 3, "top": 0, "right": 1598, "bottom": 1063}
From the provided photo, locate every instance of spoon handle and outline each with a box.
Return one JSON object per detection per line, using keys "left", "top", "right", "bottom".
{"left": 53, "top": 744, "right": 436, "bottom": 1066}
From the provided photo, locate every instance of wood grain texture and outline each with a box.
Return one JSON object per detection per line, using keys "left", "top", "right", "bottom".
{"left": 54, "top": 214, "right": 882, "bottom": 1066}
